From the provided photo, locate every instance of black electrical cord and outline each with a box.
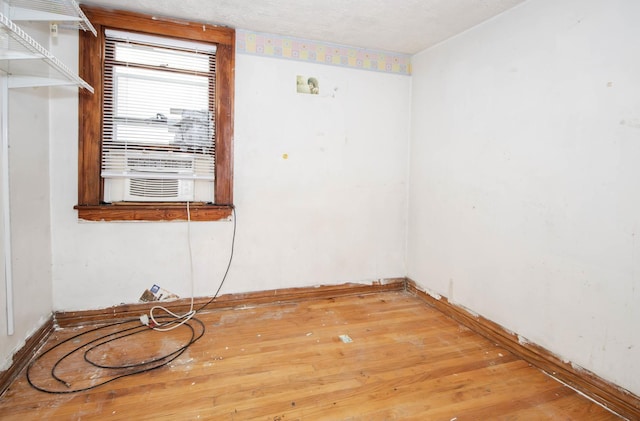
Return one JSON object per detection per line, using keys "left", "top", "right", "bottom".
{"left": 27, "top": 206, "right": 237, "bottom": 394}
{"left": 195, "top": 205, "right": 237, "bottom": 313}
{"left": 27, "top": 317, "right": 204, "bottom": 394}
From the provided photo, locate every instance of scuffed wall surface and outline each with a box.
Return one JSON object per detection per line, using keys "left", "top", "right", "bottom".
{"left": 408, "top": 0, "right": 640, "bottom": 396}
{"left": 50, "top": 45, "right": 410, "bottom": 310}
{"left": 0, "top": 22, "right": 53, "bottom": 373}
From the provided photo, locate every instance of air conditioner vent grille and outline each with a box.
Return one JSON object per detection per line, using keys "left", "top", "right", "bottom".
{"left": 129, "top": 178, "right": 180, "bottom": 198}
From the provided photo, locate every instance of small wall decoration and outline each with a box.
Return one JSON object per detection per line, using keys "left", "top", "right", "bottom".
{"left": 297, "top": 75, "right": 320, "bottom": 95}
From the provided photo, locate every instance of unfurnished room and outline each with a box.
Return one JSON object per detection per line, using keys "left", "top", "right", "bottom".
{"left": 0, "top": 0, "right": 639, "bottom": 419}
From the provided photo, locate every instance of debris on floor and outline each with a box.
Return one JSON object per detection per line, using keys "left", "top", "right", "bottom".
{"left": 139, "top": 284, "right": 179, "bottom": 302}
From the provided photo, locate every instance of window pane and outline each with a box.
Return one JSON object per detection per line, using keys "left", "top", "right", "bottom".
{"left": 106, "top": 66, "right": 212, "bottom": 149}
{"left": 113, "top": 122, "right": 174, "bottom": 147}
{"left": 113, "top": 66, "right": 209, "bottom": 120}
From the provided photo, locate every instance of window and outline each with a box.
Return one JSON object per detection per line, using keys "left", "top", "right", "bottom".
{"left": 76, "top": 7, "right": 234, "bottom": 221}
{"left": 102, "top": 30, "right": 216, "bottom": 203}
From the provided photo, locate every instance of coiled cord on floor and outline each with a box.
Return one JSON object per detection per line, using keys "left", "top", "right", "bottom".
{"left": 27, "top": 316, "right": 204, "bottom": 394}
{"left": 27, "top": 206, "right": 236, "bottom": 394}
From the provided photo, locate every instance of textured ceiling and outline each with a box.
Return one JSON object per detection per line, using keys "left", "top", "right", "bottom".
{"left": 79, "top": 0, "right": 527, "bottom": 54}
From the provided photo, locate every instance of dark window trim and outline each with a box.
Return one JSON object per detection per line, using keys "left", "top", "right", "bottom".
{"left": 76, "top": 6, "right": 234, "bottom": 221}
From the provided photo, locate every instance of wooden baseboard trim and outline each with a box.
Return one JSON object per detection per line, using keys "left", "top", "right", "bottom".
{"left": 54, "top": 278, "right": 406, "bottom": 328}
{"left": 0, "top": 315, "right": 55, "bottom": 397}
{"left": 21, "top": 278, "right": 637, "bottom": 418}
{"left": 406, "top": 278, "right": 640, "bottom": 420}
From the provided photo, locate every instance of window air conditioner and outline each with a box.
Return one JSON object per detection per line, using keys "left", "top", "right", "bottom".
{"left": 103, "top": 152, "right": 214, "bottom": 203}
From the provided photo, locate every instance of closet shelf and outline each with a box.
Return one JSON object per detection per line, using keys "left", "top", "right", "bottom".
{"left": 6, "top": 0, "right": 96, "bottom": 35}
{"left": 0, "top": 12, "right": 93, "bottom": 92}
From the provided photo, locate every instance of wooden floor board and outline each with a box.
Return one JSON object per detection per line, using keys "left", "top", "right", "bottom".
{"left": 0, "top": 291, "right": 621, "bottom": 420}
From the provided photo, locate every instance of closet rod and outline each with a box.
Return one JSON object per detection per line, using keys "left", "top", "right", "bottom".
{"left": 1, "top": 74, "right": 14, "bottom": 336}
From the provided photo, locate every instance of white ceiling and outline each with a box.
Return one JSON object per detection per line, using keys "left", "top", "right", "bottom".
{"left": 80, "top": 0, "right": 527, "bottom": 54}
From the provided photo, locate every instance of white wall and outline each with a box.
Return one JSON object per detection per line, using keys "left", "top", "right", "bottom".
{"left": 0, "top": 23, "right": 53, "bottom": 370}
{"left": 408, "top": 0, "right": 640, "bottom": 396}
{"left": 50, "top": 47, "right": 410, "bottom": 310}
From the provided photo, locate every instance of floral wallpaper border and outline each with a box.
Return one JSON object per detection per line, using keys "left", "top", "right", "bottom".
{"left": 236, "top": 29, "right": 411, "bottom": 76}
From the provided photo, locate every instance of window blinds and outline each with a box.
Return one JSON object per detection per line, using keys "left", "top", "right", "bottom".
{"left": 101, "top": 29, "right": 217, "bottom": 188}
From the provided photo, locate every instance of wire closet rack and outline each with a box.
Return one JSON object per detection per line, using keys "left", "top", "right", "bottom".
{"left": 0, "top": 0, "right": 95, "bottom": 91}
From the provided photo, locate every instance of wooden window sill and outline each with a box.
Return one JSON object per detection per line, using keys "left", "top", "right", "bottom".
{"left": 74, "top": 203, "right": 233, "bottom": 221}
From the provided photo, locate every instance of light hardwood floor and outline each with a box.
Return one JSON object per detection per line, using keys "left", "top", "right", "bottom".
{"left": 0, "top": 292, "right": 621, "bottom": 420}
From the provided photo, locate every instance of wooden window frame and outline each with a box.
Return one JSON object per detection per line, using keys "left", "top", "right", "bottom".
{"left": 75, "top": 6, "right": 234, "bottom": 221}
